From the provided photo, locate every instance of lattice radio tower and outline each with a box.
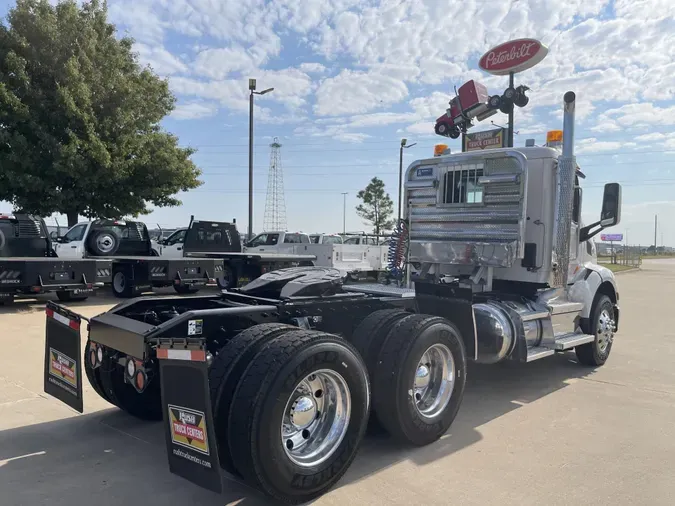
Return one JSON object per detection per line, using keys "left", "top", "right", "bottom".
{"left": 263, "top": 137, "right": 287, "bottom": 231}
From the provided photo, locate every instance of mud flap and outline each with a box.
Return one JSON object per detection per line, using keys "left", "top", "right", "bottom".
{"left": 157, "top": 345, "right": 222, "bottom": 494}
{"left": 43, "top": 302, "right": 84, "bottom": 413}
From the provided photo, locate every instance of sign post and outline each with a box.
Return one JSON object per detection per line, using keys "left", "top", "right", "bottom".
{"left": 479, "top": 38, "right": 549, "bottom": 147}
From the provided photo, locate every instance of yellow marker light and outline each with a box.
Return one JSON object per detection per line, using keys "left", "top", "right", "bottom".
{"left": 434, "top": 144, "right": 449, "bottom": 157}
{"left": 546, "top": 130, "right": 563, "bottom": 144}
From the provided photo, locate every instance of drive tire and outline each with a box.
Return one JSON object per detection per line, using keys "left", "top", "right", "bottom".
{"left": 111, "top": 268, "right": 135, "bottom": 298}
{"left": 372, "top": 314, "right": 467, "bottom": 446}
{"left": 576, "top": 295, "right": 615, "bottom": 366}
{"left": 98, "top": 355, "right": 162, "bottom": 421}
{"left": 56, "top": 291, "right": 89, "bottom": 302}
{"left": 87, "top": 230, "right": 120, "bottom": 256}
{"left": 173, "top": 284, "right": 200, "bottom": 294}
{"left": 227, "top": 330, "right": 369, "bottom": 505}
{"left": 208, "top": 323, "right": 296, "bottom": 474}
{"left": 349, "top": 308, "right": 409, "bottom": 433}
{"left": 84, "top": 341, "right": 111, "bottom": 403}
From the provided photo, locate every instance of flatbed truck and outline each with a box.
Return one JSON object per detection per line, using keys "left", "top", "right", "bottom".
{"left": 53, "top": 219, "right": 223, "bottom": 297}
{"left": 0, "top": 213, "right": 111, "bottom": 303}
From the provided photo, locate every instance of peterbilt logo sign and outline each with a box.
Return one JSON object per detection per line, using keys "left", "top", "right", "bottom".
{"left": 479, "top": 38, "right": 548, "bottom": 76}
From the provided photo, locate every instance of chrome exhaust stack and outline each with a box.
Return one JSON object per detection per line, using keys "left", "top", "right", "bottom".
{"left": 552, "top": 91, "right": 577, "bottom": 288}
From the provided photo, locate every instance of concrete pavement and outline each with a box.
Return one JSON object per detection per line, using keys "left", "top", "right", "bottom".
{"left": 1, "top": 263, "right": 674, "bottom": 505}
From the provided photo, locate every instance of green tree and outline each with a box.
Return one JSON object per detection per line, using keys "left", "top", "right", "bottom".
{"left": 356, "top": 177, "right": 394, "bottom": 237}
{"left": 0, "top": 0, "right": 202, "bottom": 227}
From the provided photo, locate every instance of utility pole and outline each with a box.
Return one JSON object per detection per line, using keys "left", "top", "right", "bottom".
{"left": 341, "top": 192, "right": 348, "bottom": 234}
{"left": 654, "top": 214, "right": 658, "bottom": 255}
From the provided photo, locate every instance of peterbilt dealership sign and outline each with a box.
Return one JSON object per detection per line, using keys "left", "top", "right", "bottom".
{"left": 479, "top": 38, "right": 548, "bottom": 76}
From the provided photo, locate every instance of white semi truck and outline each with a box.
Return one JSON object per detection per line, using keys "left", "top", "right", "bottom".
{"left": 41, "top": 91, "right": 621, "bottom": 504}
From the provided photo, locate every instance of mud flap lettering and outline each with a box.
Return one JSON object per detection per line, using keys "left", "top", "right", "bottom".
{"left": 158, "top": 346, "right": 222, "bottom": 493}
{"left": 43, "top": 302, "right": 83, "bottom": 413}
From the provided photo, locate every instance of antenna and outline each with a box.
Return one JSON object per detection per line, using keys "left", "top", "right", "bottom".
{"left": 263, "top": 137, "right": 287, "bottom": 232}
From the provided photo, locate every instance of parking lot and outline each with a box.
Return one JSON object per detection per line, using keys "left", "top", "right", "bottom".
{"left": 1, "top": 261, "right": 674, "bottom": 506}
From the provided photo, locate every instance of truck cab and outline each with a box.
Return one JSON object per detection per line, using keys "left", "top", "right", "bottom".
{"left": 53, "top": 220, "right": 151, "bottom": 258}
{"left": 151, "top": 228, "right": 187, "bottom": 258}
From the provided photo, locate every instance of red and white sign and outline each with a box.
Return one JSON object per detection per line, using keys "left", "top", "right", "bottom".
{"left": 479, "top": 38, "right": 548, "bottom": 76}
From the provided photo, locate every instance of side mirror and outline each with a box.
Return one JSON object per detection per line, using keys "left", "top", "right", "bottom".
{"left": 49, "top": 231, "right": 58, "bottom": 240}
{"left": 600, "top": 183, "right": 621, "bottom": 227}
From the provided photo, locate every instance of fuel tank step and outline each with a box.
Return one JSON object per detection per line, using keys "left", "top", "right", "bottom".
{"left": 526, "top": 346, "right": 556, "bottom": 362}
{"left": 554, "top": 332, "right": 595, "bottom": 350}
{"left": 520, "top": 310, "right": 550, "bottom": 322}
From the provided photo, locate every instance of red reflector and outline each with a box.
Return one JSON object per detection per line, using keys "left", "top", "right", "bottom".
{"left": 31, "top": 286, "right": 42, "bottom": 293}
{"left": 45, "top": 308, "right": 54, "bottom": 318}
{"left": 87, "top": 283, "right": 93, "bottom": 289}
{"left": 174, "top": 279, "right": 180, "bottom": 285}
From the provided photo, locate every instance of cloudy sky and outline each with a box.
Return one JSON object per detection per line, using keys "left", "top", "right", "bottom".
{"left": 2, "top": 0, "right": 675, "bottom": 245}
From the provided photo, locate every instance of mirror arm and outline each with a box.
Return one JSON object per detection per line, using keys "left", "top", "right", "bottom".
{"left": 580, "top": 220, "right": 603, "bottom": 243}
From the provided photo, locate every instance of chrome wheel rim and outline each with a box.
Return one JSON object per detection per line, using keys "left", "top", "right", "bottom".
{"left": 281, "top": 369, "right": 351, "bottom": 467}
{"left": 96, "top": 233, "right": 115, "bottom": 254}
{"left": 413, "top": 343, "right": 455, "bottom": 419}
{"left": 597, "top": 309, "right": 615, "bottom": 352}
{"left": 113, "top": 272, "right": 125, "bottom": 293}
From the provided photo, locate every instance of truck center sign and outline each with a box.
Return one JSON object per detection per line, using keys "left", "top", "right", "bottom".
{"left": 479, "top": 38, "right": 549, "bottom": 75}
{"left": 462, "top": 128, "right": 506, "bottom": 152}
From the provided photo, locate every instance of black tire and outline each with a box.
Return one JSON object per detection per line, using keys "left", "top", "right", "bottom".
{"left": 87, "top": 229, "right": 120, "bottom": 256}
{"left": 111, "top": 268, "right": 134, "bottom": 298}
{"left": 504, "top": 86, "right": 517, "bottom": 100}
{"left": 56, "top": 291, "right": 89, "bottom": 302}
{"left": 209, "top": 323, "right": 296, "bottom": 473}
{"left": 349, "top": 308, "right": 409, "bottom": 373}
{"left": 98, "top": 355, "right": 162, "bottom": 421}
{"left": 576, "top": 295, "right": 615, "bottom": 366}
{"left": 372, "top": 314, "right": 467, "bottom": 446}
{"left": 227, "top": 330, "right": 369, "bottom": 504}
{"left": 488, "top": 94, "right": 501, "bottom": 109}
{"left": 435, "top": 122, "right": 448, "bottom": 136}
{"left": 216, "top": 264, "right": 237, "bottom": 290}
{"left": 349, "top": 309, "right": 409, "bottom": 433}
{"left": 449, "top": 127, "right": 461, "bottom": 139}
{"left": 173, "top": 284, "right": 200, "bottom": 295}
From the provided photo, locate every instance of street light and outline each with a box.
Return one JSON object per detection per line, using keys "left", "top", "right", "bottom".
{"left": 248, "top": 78, "right": 274, "bottom": 240}
{"left": 398, "top": 138, "right": 417, "bottom": 222}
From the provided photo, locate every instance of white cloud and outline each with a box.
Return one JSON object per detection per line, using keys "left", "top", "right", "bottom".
{"left": 576, "top": 138, "right": 624, "bottom": 154}
{"left": 133, "top": 43, "right": 188, "bottom": 75}
{"left": 193, "top": 46, "right": 264, "bottom": 79}
{"left": 314, "top": 70, "right": 409, "bottom": 116}
{"left": 170, "top": 101, "right": 219, "bottom": 120}
{"left": 599, "top": 103, "right": 675, "bottom": 127}
{"left": 298, "top": 62, "right": 327, "bottom": 74}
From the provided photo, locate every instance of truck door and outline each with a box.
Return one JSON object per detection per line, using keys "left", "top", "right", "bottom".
{"left": 53, "top": 223, "right": 88, "bottom": 258}
{"left": 245, "top": 233, "right": 279, "bottom": 252}
{"left": 160, "top": 229, "right": 187, "bottom": 258}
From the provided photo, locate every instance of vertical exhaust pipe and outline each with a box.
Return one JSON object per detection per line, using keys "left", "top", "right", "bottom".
{"left": 552, "top": 91, "right": 577, "bottom": 289}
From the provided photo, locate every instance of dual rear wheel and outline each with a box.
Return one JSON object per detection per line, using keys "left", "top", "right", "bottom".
{"left": 83, "top": 312, "right": 467, "bottom": 504}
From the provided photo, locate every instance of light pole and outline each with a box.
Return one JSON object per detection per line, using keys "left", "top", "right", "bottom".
{"left": 248, "top": 78, "right": 274, "bottom": 240}
{"left": 398, "top": 138, "right": 417, "bottom": 222}
{"left": 341, "top": 192, "right": 348, "bottom": 234}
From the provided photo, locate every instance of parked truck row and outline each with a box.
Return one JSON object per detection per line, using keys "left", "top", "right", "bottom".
{"left": 42, "top": 92, "right": 623, "bottom": 504}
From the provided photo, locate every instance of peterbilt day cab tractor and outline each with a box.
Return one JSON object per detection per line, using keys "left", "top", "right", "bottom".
{"left": 41, "top": 91, "right": 622, "bottom": 505}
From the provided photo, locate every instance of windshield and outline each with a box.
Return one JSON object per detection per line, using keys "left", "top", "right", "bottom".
{"left": 62, "top": 224, "right": 87, "bottom": 242}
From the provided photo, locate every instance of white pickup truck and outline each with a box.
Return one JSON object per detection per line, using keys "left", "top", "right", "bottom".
{"left": 246, "top": 231, "right": 389, "bottom": 279}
